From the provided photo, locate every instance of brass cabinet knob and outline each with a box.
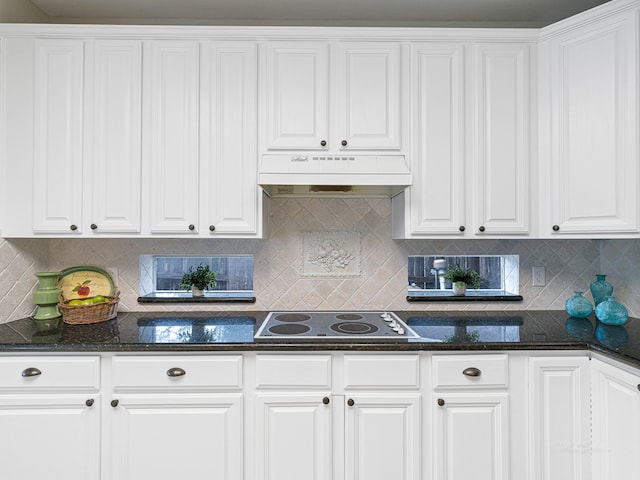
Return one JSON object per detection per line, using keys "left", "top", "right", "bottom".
{"left": 437, "top": 398, "right": 445, "bottom": 406}
{"left": 322, "top": 397, "right": 330, "bottom": 405}
{"left": 111, "top": 399, "right": 119, "bottom": 408}
{"left": 347, "top": 398, "right": 355, "bottom": 407}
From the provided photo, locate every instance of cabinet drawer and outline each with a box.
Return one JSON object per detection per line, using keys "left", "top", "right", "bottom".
{"left": 112, "top": 355, "right": 242, "bottom": 390}
{"left": 432, "top": 354, "right": 508, "bottom": 389}
{"left": 0, "top": 356, "right": 100, "bottom": 390}
{"left": 344, "top": 355, "right": 420, "bottom": 389}
{"left": 256, "top": 355, "right": 331, "bottom": 389}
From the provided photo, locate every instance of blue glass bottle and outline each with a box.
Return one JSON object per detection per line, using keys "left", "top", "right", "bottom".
{"left": 590, "top": 274, "right": 613, "bottom": 306}
{"left": 565, "top": 291, "right": 593, "bottom": 318}
{"left": 595, "top": 296, "right": 628, "bottom": 326}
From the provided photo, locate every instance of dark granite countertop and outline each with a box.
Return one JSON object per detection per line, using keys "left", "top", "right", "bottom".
{"left": 1, "top": 310, "right": 639, "bottom": 369}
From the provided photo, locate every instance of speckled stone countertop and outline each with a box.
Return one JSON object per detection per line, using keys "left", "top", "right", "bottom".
{"left": 1, "top": 310, "right": 639, "bottom": 368}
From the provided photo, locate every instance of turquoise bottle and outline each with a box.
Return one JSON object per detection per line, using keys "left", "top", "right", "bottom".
{"left": 595, "top": 296, "right": 628, "bottom": 326}
{"left": 565, "top": 291, "right": 593, "bottom": 318}
{"left": 590, "top": 274, "right": 613, "bottom": 306}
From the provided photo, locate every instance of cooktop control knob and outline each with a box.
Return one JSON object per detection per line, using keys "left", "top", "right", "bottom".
{"left": 381, "top": 313, "right": 392, "bottom": 322}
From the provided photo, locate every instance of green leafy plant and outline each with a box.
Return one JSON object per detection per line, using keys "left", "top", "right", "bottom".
{"left": 178, "top": 264, "right": 217, "bottom": 291}
{"left": 442, "top": 264, "right": 482, "bottom": 289}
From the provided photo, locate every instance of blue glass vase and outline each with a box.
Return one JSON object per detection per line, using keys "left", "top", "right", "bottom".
{"left": 595, "top": 296, "right": 628, "bottom": 326}
{"left": 590, "top": 274, "right": 613, "bottom": 306}
{"left": 565, "top": 291, "right": 593, "bottom": 318}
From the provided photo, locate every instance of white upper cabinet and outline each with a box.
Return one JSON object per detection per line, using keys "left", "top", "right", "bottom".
{"left": 470, "top": 43, "right": 531, "bottom": 236}
{"left": 32, "top": 39, "right": 84, "bottom": 235}
{"left": 540, "top": 8, "right": 639, "bottom": 236}
{"left": 393, "top": 39, "right": 532, "bottom": 238}
{"left": 264, "top": 42, "right": 329, "bottom": 150}
{"left": 406, "top": 43, "right": 466, "bottom": 235}
{"left": 200, "top": 42, "right": 261, "bottom": 236}
{"left": 144, "top": 40, "right": 200, "bottom": 235}
{"left": 85, "top": 39, "right": 142, "bottom": 234}
{"left": 262, "top": 40, "right": 404, "bottom": 153}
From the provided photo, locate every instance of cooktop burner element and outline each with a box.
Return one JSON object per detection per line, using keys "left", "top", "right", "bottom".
{"left": 255, "top": 312, "right": 419, "bottom": 341}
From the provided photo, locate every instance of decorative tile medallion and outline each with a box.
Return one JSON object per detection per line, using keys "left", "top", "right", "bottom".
{"left": 301, "top": 231, "right": 361, "bottom": 277}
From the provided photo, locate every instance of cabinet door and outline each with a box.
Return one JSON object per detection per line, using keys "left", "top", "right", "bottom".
{"left": 591, "top": 359, "right": 640, "bottom": 480}
{"left": 529, "top": 357, "right": 591, "bottom": 480}
{"left": 546, "top": 12, "right": 638, "bottom": 234}
{"left": 409, "top": 43, "right": 465, "bottom": 235}
{"left": 109, "top": 393, "right": 243, "bottom": 480}
{"left": 201, "top": 42, "right": 259, "bottom": 235}
{"left": 0, "top": 394, "right": 100, "bottom": 480}
{"left": 336, "top": 42, "right": 402, "bottom": 150}
{"left": 264, "top": 42, "right": 329, "bottom": 150}
{"left": 86, "top": 39, "right": 142, "bottom": 233}
{"left": 145, "top": 40, "right": 200, "bottom": 234}
{"left": 471, "top": 43, "right": 530, "bottom": 235}
{"left": 344, "top": 394, "right": 420, "bottom": 480}
{"left": 254, "top": 393, "right": 332, "bottom": 480}
{"left": 433, "top": 393, "right": 509, "bottom": 480}
{"left": 32, "top": 39, "right": 84, "bottom": 234}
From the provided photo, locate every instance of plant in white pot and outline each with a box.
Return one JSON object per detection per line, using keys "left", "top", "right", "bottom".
{"left": 178, "top": 264, "right": 217, "bottom": 297}
{"left": 442, "top": 264, "right": 481, "bottom": 296}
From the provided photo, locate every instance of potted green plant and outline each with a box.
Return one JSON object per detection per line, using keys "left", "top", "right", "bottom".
{"left": 178, "top": 264, "right": 217, "bottom": 297}
{"left": 442, "top": 264, "right": 481, "bottom": 296}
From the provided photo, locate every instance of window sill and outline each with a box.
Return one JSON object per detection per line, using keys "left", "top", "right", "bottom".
{"left": 138, "top": 294, "right": 256, "bottom": 304}
{"left": 407, "top": 291, "right": 523, "bottom": 302}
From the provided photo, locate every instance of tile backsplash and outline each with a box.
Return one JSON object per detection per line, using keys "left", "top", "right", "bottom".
{"left": 1, "top": 197, "right": 639, "bottom": 324}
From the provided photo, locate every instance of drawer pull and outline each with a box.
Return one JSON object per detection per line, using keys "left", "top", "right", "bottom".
{"left": 462, "top": 367, "right": 482, "bottom": 377}
{"left": 21, "top": 367, "right": 42, "bottom": 378}
{"left": 437, "top": 398, "right": 445, "bottom": 406}
{"left": 167, "top": 367, "right": 186, "bottom": 377}
{"left": 85, "top": 399, "right": 94, "bottom": 407}
{"left": 322, "top": 396, "right": 330, "bottom": 405}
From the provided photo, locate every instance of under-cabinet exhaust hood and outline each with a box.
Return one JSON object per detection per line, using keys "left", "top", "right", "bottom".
{"left": 258, "top": 154, "right": 411, "bottom": 197}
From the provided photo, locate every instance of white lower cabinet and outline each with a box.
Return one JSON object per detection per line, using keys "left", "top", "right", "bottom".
{"left": 591, "top": 357, "right": 640, "bottom": 480}
{"left": 0, "top": 356, "right": 101, "bottom": 480}
{"left": 107, "top": 355, "right": 244, "bottom": 480}
{"left": 431, "top": 354, "right": 511, "bottom": 480}
{"left": 344, "top": 393, "right": 421, "bottom": 480}
{"left": 529, "top": 356, "right": 591, "bottom": 480}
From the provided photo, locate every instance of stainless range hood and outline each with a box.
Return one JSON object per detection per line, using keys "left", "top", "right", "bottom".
{"left": 258, "top": 154, "right": 411, "bottom": 197}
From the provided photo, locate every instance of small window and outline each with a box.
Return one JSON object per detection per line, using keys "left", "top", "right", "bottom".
{"left": 407, "top": 255, "right": 520, "bottom": 300}
{"left": 139, "top": 255, "right": 254, "bottom": 300}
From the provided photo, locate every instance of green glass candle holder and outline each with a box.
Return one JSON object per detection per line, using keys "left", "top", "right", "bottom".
{"left": 32, "top": 272, "right": 63, "bottom": 324}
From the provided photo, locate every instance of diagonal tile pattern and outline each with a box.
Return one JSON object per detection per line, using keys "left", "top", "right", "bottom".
{"left": 0, "top": 198, "right": 639, "bottom": 323}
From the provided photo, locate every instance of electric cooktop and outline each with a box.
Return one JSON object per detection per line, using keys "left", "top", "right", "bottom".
{"left": 254, "top": 311, "right": 420, "bottom": 341}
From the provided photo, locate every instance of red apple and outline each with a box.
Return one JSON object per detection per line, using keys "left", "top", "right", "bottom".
{"left": 77, "top": 285, "right": 91, "bottom": 297}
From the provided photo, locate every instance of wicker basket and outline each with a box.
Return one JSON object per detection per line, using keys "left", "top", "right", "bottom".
{"left": 58, "top": 294, "right": 119, "bottom": 325}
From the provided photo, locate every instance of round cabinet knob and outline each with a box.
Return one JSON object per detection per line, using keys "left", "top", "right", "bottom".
{"left": 552, "top": 225, "right": 560, "bottom": 232}
{"left": 322, "top": 397, "right": 330, "bottom": 405}
{"left": 110, "top": 399, "right": 119, "bottom": 408}
{"left": 462, "top": 367, "right": 482, "bottom": 377}
{"left": 478, "top": 226, "right": 485, "bottom": 232}
{"left": 188, "top": 224, "right": 195, "bottom": 231}
{"left": 437, "top": 398, "right": 445, "bottom": 406}
{"left": 341, "top": 140, "right": 348, "bottom": 147}
{"left": 347, "top": 399, "right": 355, "bottom": 407}
{"left": 637, "top": 384, "right": 640, "bottom": 392}
{"left": 320, "top": 140, "right": 327, "bottom": 147}
{"left": 21, "top": 367, "right": 42, "bottom": 377}
{"left": 209, "top": 225, "right": 215, "bottom": 232}
{"left": 70, "top": 224, "right": 78, "bottom": 231}
{"left": 90, "top": 224, "right": 98, "bottom": 230}
{"left": 167, "top": 367, "right": 186, "bottom": 377}
{"left": 459, "top": 226, "right": 465, "bottom": 232}
{"left": 85, "top": 399, "right": 94, "bottom": 407}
